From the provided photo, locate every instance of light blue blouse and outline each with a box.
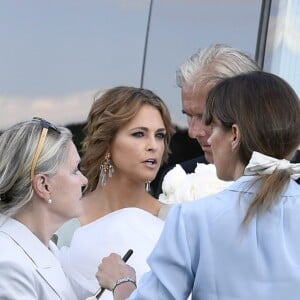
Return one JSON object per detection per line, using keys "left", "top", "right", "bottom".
{"left": 130, "top": 176, "right": 300, "bottom": 300}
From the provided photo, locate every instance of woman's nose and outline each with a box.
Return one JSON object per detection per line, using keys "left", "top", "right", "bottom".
{"left": 146, "top": 136, "right": 157, "bottom": 151}
{"left": 81, "top": 173, "right": 88, "bottom": 185}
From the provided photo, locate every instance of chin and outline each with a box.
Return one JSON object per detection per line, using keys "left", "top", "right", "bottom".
{"left": 216, "top": 172, "right": 224, "bottom": 181}
{"left": 217, "top": 172, "right": 232, "bottom": 182}
{"left": 205, "top": 153, "right": 214, "bottom": 164}
{"left": 146, "top": 176, "right": 155, "bottom": 182}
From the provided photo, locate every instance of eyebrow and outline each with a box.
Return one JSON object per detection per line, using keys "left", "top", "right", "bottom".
{"left": 182, "top": 110, "right": 203, "bottom": 118}
{"left": 131, "top": 126, "right": 166, "bottom": 132}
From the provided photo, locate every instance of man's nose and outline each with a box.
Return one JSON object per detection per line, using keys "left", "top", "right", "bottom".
{"left": 188, "top": 117, "right": 207, "bottom": 138}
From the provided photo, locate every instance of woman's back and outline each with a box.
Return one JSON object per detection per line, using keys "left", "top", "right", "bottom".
{"left": 139, "top": 176, "right": 300, "bottom": 300}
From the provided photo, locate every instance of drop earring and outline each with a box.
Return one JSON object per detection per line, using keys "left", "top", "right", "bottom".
{"left": 99, "top": 152, "right": 115, "bottom": 187}
{"left": 145, "top": 181, "right": 151, "bottom": 192}
{"left": 48, "top": 198, "right": 52, "bottom": 204}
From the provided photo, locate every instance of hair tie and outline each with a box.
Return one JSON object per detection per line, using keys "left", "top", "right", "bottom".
{"left": 244, "top": 151, "right": 300, "bottom": 180}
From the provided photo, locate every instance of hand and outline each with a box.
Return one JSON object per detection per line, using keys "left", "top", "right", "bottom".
{"left": 96, "top": 253, "right": 136, "bottom": 291}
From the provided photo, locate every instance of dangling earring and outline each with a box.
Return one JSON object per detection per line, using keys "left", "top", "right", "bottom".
{"left": 99, "top": 152, "right": 115, "bottom": 187}
{"left": 145, "top": 181, "right": 151, "bottom": 192}
{"left": 48, "top": 198, "right": 52, "bottom": 204}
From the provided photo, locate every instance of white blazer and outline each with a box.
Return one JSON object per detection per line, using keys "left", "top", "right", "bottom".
{"left": 0, "top": 216, "right": 78, "bottom": 300}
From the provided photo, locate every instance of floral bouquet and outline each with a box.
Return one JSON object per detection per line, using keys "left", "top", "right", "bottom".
{"left": 158, "top": 163, "right": 232, "bottom": 204}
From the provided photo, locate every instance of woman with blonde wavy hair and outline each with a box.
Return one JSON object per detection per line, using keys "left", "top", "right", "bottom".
{"left": 57, "top": 86, "right": 174, "bottom": 300}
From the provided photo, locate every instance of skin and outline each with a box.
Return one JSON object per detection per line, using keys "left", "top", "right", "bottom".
{"left": 14, "top": 141, "right": 88, "bottom": 246}
{"left": 95, "top": 117, "right": 248, "bottom": 299}
{"left": 110, "top": 104, "right": 166, "bottom": 184}
{"left": 80, "top": 104, "right": 167, "bottom": 225}
{"left": 96, "top": 253, "right": 136, "bottom": 298}
{"left": 45, "top": 142, "right": 88, "bottom": 223}
{"left": 207, "top": 119, "right": 245, "bottom": 181}
{"left": 181, "top": 83, "right": 213, "bottom": 163}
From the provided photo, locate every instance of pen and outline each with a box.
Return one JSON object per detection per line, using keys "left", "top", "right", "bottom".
{"left": 95, "top": 249, "right": 134, "bottom": 299}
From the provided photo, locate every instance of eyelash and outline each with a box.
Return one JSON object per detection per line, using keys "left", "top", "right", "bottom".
{"left": 156, "top": 132, "right": 166, "bottom": 139}
{"left": 132, "top": 132, "right": 144, "bottom": 138}
{"left": 131, "top": 132, "right": 166, "bottom": 139}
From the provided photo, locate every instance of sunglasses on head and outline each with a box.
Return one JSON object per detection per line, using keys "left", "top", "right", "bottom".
{"left": 30, "top": 117, "right": 61, "bottom": 181}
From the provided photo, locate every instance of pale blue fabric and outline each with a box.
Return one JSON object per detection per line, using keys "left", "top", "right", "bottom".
{"left": 130, "top": 176, "right": 300, "bottom": 300}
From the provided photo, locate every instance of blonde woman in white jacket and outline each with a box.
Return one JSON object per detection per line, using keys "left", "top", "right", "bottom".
{"left": 0, "top": 118, "right": 87, "bottom": 300}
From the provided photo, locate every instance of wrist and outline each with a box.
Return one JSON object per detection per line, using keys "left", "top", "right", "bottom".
{"left": 112, "top": 276, "right": 137, "bottom": 294}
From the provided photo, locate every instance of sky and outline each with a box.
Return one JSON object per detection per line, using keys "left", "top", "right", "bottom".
{"left": 264, "top": 0, "right": 300, "bottom": 96}
{"left": 0, "top": 0, "right": 262, "bottom": 130}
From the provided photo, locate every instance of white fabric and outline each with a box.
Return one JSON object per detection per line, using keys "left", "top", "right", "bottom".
{"left": 56, "top": 207, "right": 164, "bottom": 300}
{"left": 56, "top": 218, "right": 81, "bottom": 248}
{"left": 0, "top": 215, "right": 78, "bottom": 300}
{"left": 129, "top": 176, "right": 300, "bottom": 300}
{"left": 244, "top": 151, "right": 300, "bottom": 179}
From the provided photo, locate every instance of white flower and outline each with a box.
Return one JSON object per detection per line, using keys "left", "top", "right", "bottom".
{"left": 158, "top": 164, "right": 187, "bottom": 204}
{"left": 158, "top": 163, "right": 232, "bottom": 204}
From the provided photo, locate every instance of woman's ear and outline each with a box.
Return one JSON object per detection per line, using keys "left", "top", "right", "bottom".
{"left": 231, "top": 124, "right": 241, "bottom": 151}
{"left": 32, "top": 174, "right": 50, "bottom": 199}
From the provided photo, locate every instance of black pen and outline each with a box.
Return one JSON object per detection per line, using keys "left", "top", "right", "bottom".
{"left": 95, "top": 249, "right": 134, "bottom": 299}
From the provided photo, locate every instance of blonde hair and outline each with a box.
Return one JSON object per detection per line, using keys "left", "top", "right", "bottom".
{"left": 0, "top": 119, "right": 72, "bottom": 216}
{"left": 81, "top": 86, "right": 174, "bottom": 192}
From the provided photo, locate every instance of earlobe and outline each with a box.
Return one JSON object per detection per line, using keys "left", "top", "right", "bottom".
{"left": 231, "top": 124, "right": 241, "bottom": 150}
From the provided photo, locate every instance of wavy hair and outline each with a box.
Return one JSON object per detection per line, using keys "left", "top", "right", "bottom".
{"left": 81, "top": 86, "right": 174, "bottom": 192}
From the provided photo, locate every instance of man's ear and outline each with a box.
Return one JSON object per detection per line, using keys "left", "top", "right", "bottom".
{"left": 32, "top": 174, "right": 50, "bottom": 199}
{"left": 231, "top": 124, "right": 241, "bottom": 151}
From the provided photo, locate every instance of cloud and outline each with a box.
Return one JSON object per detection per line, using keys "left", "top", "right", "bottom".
{"left": 0, "top": 90, "right": 98, "bottom": 130}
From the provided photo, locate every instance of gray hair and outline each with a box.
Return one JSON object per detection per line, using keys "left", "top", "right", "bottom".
{"left": 176, "top": 43, "right": 260, "bottom": 88}
{"left": 0, "top": 119, "right": 72, "bottom": 217}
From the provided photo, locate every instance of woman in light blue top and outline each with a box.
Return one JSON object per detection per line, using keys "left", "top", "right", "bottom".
{"left": 96, "top": 71, "right": 300, "bottom": 300}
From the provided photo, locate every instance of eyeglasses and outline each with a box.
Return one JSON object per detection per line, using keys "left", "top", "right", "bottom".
{"left": 30, "top": 117, "right": 61, "bottom": 181}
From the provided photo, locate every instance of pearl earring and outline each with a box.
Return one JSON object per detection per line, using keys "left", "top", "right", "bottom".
{"left": 48, "top": 198, "right": 52, "bottom": 204}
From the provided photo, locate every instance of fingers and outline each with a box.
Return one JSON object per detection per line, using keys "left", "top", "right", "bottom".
{"left": 101, "top": 253, "right": 124, "bottom": 267}
{"left": 96, "top": 253, "right": 136, "bottom": 291}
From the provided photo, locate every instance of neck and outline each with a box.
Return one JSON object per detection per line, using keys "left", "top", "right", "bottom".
{"left": 13, "top": 202, "right": 59, "bottom": 246}
{"left": 80, "top": 179, "right": 162, "bottom": 225}
{"left": 233, "top": 161, "right": 246, "bottom": 181}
